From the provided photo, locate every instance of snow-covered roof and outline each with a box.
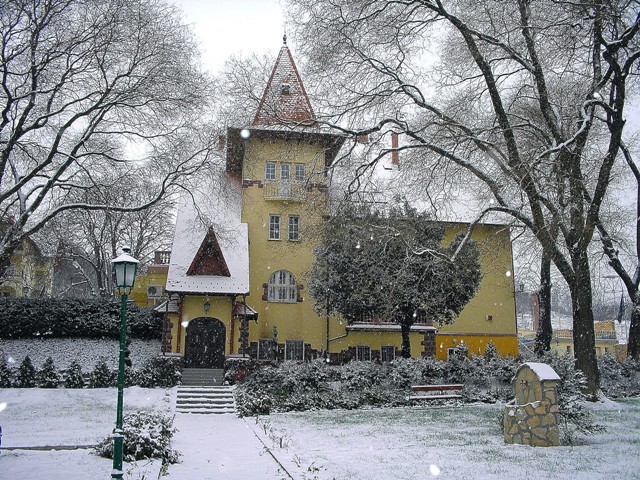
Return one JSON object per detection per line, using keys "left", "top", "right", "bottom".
{"left": 522, "top": 362, "right": 561, "bottom": 381}
{"left": 153, "top": 299, "right": 179, "bottom": 313}
{"left": 166, "top": 174, "right": 249, "bottom": 295}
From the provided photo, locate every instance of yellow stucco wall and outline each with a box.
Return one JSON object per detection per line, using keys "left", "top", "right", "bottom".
{"left": 171, "top": 295, "right": 242, "bottom": 355}
{"left": 434, "top": 223, "right": 517, "bottom": 359}
{"left": 241, "top": 136, "right": 329, "bottom": 350}
{"left": 129, "top": 270, "right": 168, "bottom": 307}
{"left": 324, "top": 222, "right": 518, "bottom": 359}
{"left": 166, "top": 134, "right": 518, "bottom": 362}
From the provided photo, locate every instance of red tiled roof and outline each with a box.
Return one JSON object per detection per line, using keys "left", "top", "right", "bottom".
{"left": 253, "top": 43, "right": 316, "bottom": 127}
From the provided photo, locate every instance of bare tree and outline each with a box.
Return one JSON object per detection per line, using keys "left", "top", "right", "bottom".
{"left": 597, "top": 143, "right": 640, "bottom": 358}
{"left": 0, "top": 0, "right": 216, "bottom": 276}
{"left": 287, "top": 0, "right": 640, "bottom": 396}
{"left": 48, "top": 175, "right": 175, "bottom": 297}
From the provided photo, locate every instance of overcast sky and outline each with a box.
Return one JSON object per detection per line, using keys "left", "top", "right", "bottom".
{"left": 173, "top": 0, "right": 285, "bottom": 75}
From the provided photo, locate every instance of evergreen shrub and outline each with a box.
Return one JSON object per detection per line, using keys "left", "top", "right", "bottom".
{"left": 89, "top": 358, "right": 116, "bottom": 388}
{"left": 95, "top": 411, "right": 179, "bottom": 463}
{"left": 37, "top": 357, "right": 60, "bottom": 388}
{"left": 540, "top": 352, "right": 605, "bottom": 443}
{"left": 0, "top": 359, "right": 14, "bottom": 387}
{"left": 136, "top": 357, "right": 182, "bottom": 388}
{"left": 16, "top": 355, "right": 36, "bottom": 387}
{"left": 64, "top": 361, "right": 85, "bottom": 388}
{"left": 0, "top": 298, "right": 159, "bottom": 339}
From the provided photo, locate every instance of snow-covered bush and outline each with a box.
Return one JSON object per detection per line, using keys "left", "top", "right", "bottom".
{"left": 0, "top": 357, "right": 14, "bottom": 387}
{"left": 0, "top": 298, "right": 159, "bottom": 339}
{"left": 16, "top": 355, "right": 36, "bottom": 387}
{"left": 37, "top": 356, "right": 60, "bottom": 388}
{"left": 484, "top": 341, "right": 498, "bottom": 361}
{"left": 89, "top": 357, "right": 116, "bottom": 388}
{"left": 541, "top": 352, "right": 605, "bottom": 443}
{"left": 442, "top": 343, "right": 473, "bottom": 384}
{"left": 136, "top": 357, "right": 182, "bottom": 388}
{"left": 95, "top": 410, "right": 179, "bottom": 463}
{"left": 64, "top": 361, "right": 85, "bottom": 388}
{"left": 598, "top": 354, "right": 640, "bottom": 398}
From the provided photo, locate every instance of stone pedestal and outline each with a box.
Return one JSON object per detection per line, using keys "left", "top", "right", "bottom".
{"left": 503, "top": 362, "right": 561, "bottom": 447}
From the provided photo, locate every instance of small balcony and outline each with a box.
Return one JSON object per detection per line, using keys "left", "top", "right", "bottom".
{"left": 263, "top": 180, "right": 307, "bottom": 201}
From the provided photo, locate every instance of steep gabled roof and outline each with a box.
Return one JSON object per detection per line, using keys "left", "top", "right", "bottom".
{"left": 253, "top": 37, "right": 316, "bottom": 127}
{"left": 166, "top": 175, "right": 249, "bottom": 295}
{"left": 186, "top": 227, "right": 231, "bottom": 277}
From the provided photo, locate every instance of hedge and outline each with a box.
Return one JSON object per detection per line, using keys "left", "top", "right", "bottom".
{"left": 0, "top": 298, "right": 160, "bottom": 340}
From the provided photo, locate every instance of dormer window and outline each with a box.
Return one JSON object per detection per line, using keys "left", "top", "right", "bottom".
{"left": 281, "top": 83, "right": 291, "bottom": 95}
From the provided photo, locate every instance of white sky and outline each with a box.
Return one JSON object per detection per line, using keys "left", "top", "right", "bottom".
{"left": 172, "top": 0, "right": 285, "bottom": 75}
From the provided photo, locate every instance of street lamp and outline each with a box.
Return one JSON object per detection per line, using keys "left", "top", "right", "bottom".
{"left": 111, "top": 246, "right": 139, "bottom": 480}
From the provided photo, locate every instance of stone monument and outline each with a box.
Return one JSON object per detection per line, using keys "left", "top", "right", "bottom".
{"left": 503, "top": 362, "right": 561, "bottom": 447}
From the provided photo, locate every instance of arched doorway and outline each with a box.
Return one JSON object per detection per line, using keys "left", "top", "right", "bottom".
{"left": 184, "top": 318, "right": 226, "bottom": 368}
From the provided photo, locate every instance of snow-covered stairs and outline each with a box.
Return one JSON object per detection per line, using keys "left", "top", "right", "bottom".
{"left": 176, "top": 386, "right": 236, "bottom": 414}
{"left": 181, "top": 368, "right": 225, "bottom": 386}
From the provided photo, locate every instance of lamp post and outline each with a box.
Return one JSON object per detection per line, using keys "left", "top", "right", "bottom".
{"left": 111, "top": 247, "right": 139, "bottom": 479}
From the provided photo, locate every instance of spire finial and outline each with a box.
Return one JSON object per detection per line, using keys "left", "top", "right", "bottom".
{"left": 283, "top": 32, "right": 287, "bottom": 46}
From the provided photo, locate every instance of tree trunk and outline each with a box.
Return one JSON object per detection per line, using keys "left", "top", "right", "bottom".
{"left": 628, "top": 295, "right": 640, "bottom": 360}
{"left": 534, "top": 252, "right": 553, "bottom": 355}
{"left": 400, "top": 319, "right": 412, "bottom": 358}
{"left": 569, "top": 251, "right": 600, "bottom": 398}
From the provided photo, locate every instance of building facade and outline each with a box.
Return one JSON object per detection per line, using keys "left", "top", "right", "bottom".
{"left": 161, "top": 40, "right": 518, "bottom": 367}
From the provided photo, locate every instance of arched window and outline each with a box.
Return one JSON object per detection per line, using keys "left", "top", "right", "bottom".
{"left": 267, "top": 270, "right": 297, "bottom": 303}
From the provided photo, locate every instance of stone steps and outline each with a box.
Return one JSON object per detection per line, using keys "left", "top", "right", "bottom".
{"left": 176, "top": 386, "right": 235, "bottom": 414}
{"left": 181, "top": 368, "right": 225, "bottom": 386}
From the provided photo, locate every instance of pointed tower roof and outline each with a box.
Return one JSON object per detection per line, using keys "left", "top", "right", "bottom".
{"left": 252, "top": 36, "right": 316, "bottom": 127}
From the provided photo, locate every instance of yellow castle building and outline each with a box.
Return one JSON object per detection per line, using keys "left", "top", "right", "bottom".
{"left": 159, "top": 40, "right": 518, "bottom": 373}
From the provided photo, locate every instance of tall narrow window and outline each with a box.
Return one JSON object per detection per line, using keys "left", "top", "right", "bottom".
{"left": 280, "top": 163, "right": 290, "bottom": 180}
{"left": 356, "top": 345, "right": 371, "bottom": 361}
{"left": 267, "top": 270, "right": 297, "bottom": 303}
{"left": 269, "top": 215, "right": 280, "bottom": 240}
{"left": 265, "top": 162, "right": 276, "bottom": 180}
{"left": 381, "top": 345, "right": 396, "bottom": 362}
{"left": 285, "top": 340, "right": 304, "bottom": 361}
{"left": 288, "top": 215, "right": 300, "bottom": 241}
{"left": 295, "top": 163, "right": 305, "bottom": 182}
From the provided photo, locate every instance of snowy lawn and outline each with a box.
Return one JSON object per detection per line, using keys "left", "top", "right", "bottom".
{"left": 0, "top": 387, "right": 174, "bottom": 479}
{"left": 261, "top": 399, "right": 640, "bottom": 480}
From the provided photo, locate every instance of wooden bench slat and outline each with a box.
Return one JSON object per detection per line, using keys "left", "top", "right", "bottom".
{"left": 409, "top": 394, "right": 462, "bottom": 401}
{"left": 412, "top": 384, "right": 463, "bottom": 392}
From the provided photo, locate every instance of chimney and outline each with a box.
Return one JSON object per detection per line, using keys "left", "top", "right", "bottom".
{"left": 357, "top": 134, "right": 369, "bottom": 144}
{"left": 218, "top": 135, "right": 226, "bottom": 151}
{"left": 391, "top": 132, "right": 399, "bottom": 167}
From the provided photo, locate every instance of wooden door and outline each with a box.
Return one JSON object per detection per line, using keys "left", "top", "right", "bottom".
{"left": 184, "top": 318, "right": 226, "bottom": 368}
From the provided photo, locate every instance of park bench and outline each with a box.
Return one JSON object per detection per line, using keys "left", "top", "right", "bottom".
{"left": 409, "top": 384, "right": 464, "bottom": 403}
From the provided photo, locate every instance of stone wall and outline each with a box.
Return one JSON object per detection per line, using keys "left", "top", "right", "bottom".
{"left": 503, "top": 363, "right": 561, "bottom": 447}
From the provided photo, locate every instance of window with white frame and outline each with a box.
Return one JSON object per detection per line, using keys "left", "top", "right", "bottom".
{"left": 267, "top": 270, "right": 297, "bottom": 303}
{"left": 295, "top": 163, "right": 305, "bottom": 181}
{"left": 258, "top": 339, "right": 276, "bottom": 360}
{"left": 381, "top": 345, "right": 396, "bottom": 362}
{"left": 288, "top": 215, "right": 300, "bottom": 241}
{"left": 265, "top": 162, "right": 276, "bottom": 180}
{"left": 280, "top": 163, "right": 290, "bottom": 180}
{"left": 285, "top": 340, "right": 304, "bottom": 361}
{"left": 355, "top": 345, "right": 371, "bottom": 361}
{"left": 269, "top": 215, "right": 280, "bottom": 240}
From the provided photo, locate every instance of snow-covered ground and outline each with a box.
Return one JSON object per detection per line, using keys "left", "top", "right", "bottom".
{"left": 1, "top": 338, "right": 161, "bottom": 369}
{"left": 0, "top": 388, "right": 173, "bottom": 479}
{"left": 1, "top": 388, "right": 639, "bottom": 480}
{"left": 262, "top": 400, "right": 640, "bottom": 480}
